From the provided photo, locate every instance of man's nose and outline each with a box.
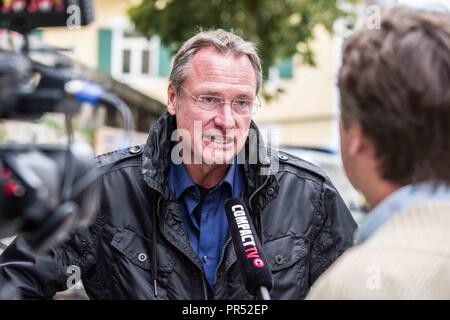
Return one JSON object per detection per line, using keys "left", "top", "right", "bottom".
{"left": 214, "top": 103, "right": 236, "bottom": 129}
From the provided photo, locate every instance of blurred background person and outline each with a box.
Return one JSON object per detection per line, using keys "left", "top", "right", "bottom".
{"left": 307, "top": 6, "right": 450, "bottom": 299}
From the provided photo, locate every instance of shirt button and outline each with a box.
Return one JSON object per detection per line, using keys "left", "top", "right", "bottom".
{"left": 202, "top": 256, "right": 208, "bottom": 263}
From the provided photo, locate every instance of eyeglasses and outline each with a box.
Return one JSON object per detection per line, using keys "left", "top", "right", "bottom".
{"left": 180, "top": 86, "right": 261, "bottom": 116}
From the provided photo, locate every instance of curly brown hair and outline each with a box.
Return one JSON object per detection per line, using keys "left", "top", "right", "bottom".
{"left": 339, "top": 6, "right": 450, "bottom": 185}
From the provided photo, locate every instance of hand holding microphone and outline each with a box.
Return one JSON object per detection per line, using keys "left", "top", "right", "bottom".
{"left": 224, "top": 198, "right": 272, "bottom": 300}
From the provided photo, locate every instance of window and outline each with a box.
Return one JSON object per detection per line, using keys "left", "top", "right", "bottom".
{"left": 111, "top": 29, "right": 160, "bottom": 80}
{"left": 107, "top": 27, "right": 172, "bottom": 86}
{"left": 122, "top": 49, "right": 131, "bottom": 74}
{"left": 123, "top": 30, "right": 141, "bottom": 38}
{"left": 142, "top": 49, "right": 150, "bottom": 74}
{"left": 278, "top": 58, "right": 294, "bottom": 79}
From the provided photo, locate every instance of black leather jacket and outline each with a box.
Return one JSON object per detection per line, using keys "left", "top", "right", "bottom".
{"left": 0, "top": 113, "right": 357, "bottom": 299}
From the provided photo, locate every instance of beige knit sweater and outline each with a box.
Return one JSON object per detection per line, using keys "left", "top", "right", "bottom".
{"left": 306, "top": 202, "right": 450, "bottom": 299}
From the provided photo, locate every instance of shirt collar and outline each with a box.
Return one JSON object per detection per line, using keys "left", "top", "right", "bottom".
{"left": 168, "top": 161, "right": 195, "bottom": 200}
{"left": 168, "top": 157, "right": 241, "bottom": 200}
{"left": 354, "top": 182, "right": 450, "bottom": 245}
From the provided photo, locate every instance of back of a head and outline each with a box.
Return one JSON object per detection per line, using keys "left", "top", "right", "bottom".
{"left": 339, "top": 6, "right": 450, "bottom": 186}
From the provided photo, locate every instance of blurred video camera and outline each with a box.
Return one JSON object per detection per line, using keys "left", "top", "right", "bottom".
{"left": 0, "top": 0, "right": 132, "bottom": 254}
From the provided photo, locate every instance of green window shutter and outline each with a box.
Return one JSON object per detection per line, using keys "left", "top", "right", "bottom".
{"left": 31, "top": 29, "right": 43, "bottom": 39}
{"left": 98, "top": 28, "right": 112, "bottom": 74}
{"left": 278, "top": 57, "right": 293, "bottom": 79}
{"left": 158, "top": 44, "right": 172, "bottom": 77}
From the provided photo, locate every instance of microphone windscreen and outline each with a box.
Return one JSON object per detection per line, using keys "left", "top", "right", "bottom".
{"left": 224, "top": 197, "right": 273, "bottom": 295}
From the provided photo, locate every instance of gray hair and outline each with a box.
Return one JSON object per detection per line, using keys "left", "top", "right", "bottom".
{"left": 169, "top": 29, "right": 263, "bottom": 94}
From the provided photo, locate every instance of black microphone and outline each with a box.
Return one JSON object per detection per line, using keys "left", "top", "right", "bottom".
{"left": 224, "top": 197, "right": 272, "bottom": 300}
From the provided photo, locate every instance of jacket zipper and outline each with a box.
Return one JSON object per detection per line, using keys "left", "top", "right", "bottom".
{"left": 248, "top": 175, "right": 270, "bottom": 211}
{"left": 215, "top": 237, "right": 232, "bottom": 280}
{"left": 200, "top": 237, "right": 232, "bottom": 300}
{"left": 200, "top": 273, "right": 208, "bottom": 300}
{"left": 152, "top": 195, "right": 162, "bottom": 297}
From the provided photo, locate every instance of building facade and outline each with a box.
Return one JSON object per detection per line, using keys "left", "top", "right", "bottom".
{"left": 38, "top": 0, "right": 333, "bottom": 148}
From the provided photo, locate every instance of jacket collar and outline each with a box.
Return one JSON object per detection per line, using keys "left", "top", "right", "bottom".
{"left": 141, "top": 112, "right": 278, "bottom": 207}
{"left": 142, "top": 113, "right": 176, "bottom": 198}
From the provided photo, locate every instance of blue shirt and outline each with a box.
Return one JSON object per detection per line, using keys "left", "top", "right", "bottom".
{"left": 167, "top": 158, "right": 244, "bottom": 288}
{"left": 354, "top": 182, "right": 450, "bottom": 245}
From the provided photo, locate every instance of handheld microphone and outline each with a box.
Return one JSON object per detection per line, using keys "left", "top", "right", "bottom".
{"left": 224, "top": 197, "right": 272, "bottom": 300}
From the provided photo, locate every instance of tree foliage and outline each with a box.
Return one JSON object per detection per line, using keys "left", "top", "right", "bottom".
{"left": 129, "top": 0, "right": 358, "bottom": 77}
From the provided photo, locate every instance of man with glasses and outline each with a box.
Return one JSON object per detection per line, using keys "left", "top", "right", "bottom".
{"left": 0, "top": 29, "right": 356, "bottom": 299}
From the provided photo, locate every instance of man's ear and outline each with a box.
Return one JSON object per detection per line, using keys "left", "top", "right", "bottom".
{"left": 348, "top": 122, "right": 371, "bottom": 157}
{"left": 167, "top": 83, "right": 177, "bottom": 116}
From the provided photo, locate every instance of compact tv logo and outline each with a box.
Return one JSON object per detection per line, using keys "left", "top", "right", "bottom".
{"left": 231, "top": 204, "right": 265, "bottom": 268}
